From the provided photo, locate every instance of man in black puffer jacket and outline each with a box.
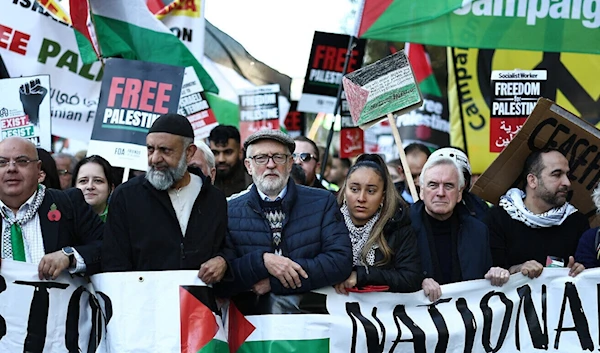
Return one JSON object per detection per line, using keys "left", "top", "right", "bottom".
{"left": 217, "top": 129, "right": 352, "bottom": 297}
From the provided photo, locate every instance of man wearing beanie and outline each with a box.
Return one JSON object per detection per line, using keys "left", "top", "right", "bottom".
{"left": 216, "top": 129, "right": 352, "bottom": 297}
{"left": 102, "top": 113, "right": 229, "bottom": 285}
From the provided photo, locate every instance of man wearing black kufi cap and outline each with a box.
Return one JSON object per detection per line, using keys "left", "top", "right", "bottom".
{"left": 102, "top": 113, "right": 230, "bottom": 284}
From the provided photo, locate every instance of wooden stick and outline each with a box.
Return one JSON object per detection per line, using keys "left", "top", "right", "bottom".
{"left": 387, "top": 113, "right": 419, "bottom": 202}
{"left": 122, "top": 167, "right": 130, "bottom": 184}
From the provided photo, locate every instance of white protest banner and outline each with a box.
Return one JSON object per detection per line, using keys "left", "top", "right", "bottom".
{"left": 4, "top": 262, "right": 600, "bottom": 352}
{"left": 91, "top": 270, "right": 228, "bottom": 352}
{"left": 342, "top": 50, "right": 423, "bottom": 129}
{"left": 0, "top": 260, "right": 99, "bottom": 352}
{"left": 179, "top": 66, "right": 219, "bottom": 140}
{"left": 230, "top": 269, "right": 600, "bottom": 353}
{"left": 0, "top": 75, "right": 51, "bottom": 149}
{"left": 490, "top": 70, "right": 547, "bottom": 152}
{"left": 238, "top": 84, "right": 280, "bottom": 143}
{"left": 0, "top": 2, "right": 103, "bottom": 141}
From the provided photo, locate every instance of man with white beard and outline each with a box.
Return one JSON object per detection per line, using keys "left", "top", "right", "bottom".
{"left": 216, "top": 129, "right": 352, "bottom": 297}
{"left": 102, "top": 114, "right": 229, "bottom": 285}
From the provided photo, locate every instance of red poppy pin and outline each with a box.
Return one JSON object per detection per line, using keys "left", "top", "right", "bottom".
{"left": 48, "top": 203, "right": 61, "bottom": 222}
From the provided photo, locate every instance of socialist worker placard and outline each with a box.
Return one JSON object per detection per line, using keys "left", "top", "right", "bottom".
{"left": 88, "top": 58, "right": 184, "bottom": 170}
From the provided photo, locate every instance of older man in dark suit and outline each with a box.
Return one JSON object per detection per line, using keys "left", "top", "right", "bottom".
{"left": 0, "top": 137, "right": 103, "bottom": 278}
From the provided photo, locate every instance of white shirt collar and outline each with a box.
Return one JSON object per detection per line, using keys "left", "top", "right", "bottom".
{"left": 257, "top": 185, "right": 288, "bottom": 202}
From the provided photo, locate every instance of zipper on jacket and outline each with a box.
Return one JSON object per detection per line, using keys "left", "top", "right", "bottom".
{"left": 180, "top": 243, "right": 185, "bottom": 260}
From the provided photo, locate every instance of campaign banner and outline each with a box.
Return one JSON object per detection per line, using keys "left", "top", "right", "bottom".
{"left": 343, "top": 50, "right": 423, "bottom": 129}
{"left": 297, "top": 32, "right": 366, "bottom": 114}
{"left": 490, "top": 70, "right": 547, "bottom": 152}
{"left": 179, "top": 66, "right": 218, "bottom": 140}
{"left": 231, "top": 269, "right": 600, "bottom": 353}
{"left": 238, "top": 84, "right": 280, "bottom": 143}
{"left": 0, "top": 260, "right": 97, "bottom": 352}
{"left": 0, "top": 2, "right": 103, "bottom": 141}
{"left": 4, "top": 260, "right": 600, "bottom": 352}
{"left": 358, "top": 0, "right": 600, "bottom": 55}
{"left": 88, "top": 58, "right": 184, "bottom": 170}
{"left": 0, "top": 75, "right": 51, "bottom": 149}
{"left": 448, "top": 47, "right": 600, "bottom": 174}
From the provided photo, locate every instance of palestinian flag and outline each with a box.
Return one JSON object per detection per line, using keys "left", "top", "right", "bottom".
{"left": 404, "top": 43, "right": 442, "bottom": 98}
{"left": 180, "top": 286, "right": 228, "bottom": 353}
{"left": 228, "top": 292, "right": 331, "bottom": 353}
{"left": 72, "top": 0, "right": 218, "bottom": 94}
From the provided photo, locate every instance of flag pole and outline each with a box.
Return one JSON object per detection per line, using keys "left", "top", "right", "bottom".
{"left": 388, "top": 113, "right": 419, "bottom": 201}
{"left": 319, "top": 35, "right": 356, "bottom": 181}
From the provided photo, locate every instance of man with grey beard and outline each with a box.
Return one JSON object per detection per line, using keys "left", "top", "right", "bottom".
{"left": 102, "top": 114, "right": 229, "bottom": 285}
{"left": 216, "top": 129, "right": 352, "bottom": 297}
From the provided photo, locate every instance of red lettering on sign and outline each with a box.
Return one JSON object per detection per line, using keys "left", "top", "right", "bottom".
{"left": 155, "top": 83, "right": 172, "bottom": 114}
{"left": 123, "top": 78, "right": 142, "bottom": 109}
{"left": 285, "top": 111, "right": 301, "bottom": 131}
{"left": 0, "top": 24, "right": 30, "bottom": 55}
{"left": 139, "top": 81, "right": 157, "bottom": 112}
{"left": 107, "top": 77, "right": 125, "bottom": 108}
{"left": 180, "top": 0, "right": 197, "bottom": 11}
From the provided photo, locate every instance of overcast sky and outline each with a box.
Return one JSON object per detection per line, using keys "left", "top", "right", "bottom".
{"left": 205, "top": 0, "right": 357, "bottom": 79}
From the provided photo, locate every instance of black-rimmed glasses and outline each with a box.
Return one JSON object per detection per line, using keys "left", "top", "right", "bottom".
{"left": 247, "top": 154, "right": 290, "bottom": 165}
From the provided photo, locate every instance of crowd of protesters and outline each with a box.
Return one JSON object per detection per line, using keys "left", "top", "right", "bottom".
{"left": 0, "top": 113, "right": 595, "bottom": 304}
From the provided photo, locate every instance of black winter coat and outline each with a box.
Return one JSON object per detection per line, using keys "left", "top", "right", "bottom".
{"left": 355, "top": 206, "right": 423, "bottom": 293}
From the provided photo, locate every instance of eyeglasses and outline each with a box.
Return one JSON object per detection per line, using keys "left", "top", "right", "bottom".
{"left": 247, "top": 154, "right": 290, "bottom": 165}
{"left": 0, "top": 158, "right": 39, "bottom": 168}
{"left": 57, "top": 169, "right": 72, "bottom": 176}
{"left": 292, "top": 153, "right": 317, "bottom": 163}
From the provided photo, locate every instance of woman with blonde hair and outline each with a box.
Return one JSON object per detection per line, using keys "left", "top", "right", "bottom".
{"left": 334, "top": 154, "right": 422, "bottom": 294}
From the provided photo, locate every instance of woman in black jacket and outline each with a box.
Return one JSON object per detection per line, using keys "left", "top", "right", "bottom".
{"left": 334, "top": 154, "right": 422, "bottom": 294}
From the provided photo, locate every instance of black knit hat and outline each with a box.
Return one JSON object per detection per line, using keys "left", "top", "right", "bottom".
{"left": 148, "top": 113, "right": 194, "bottom": 138}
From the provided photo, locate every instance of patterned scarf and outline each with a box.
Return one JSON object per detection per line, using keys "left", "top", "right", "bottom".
{"left": 340, "top": 203, "right": 380, "bottom": 266}
{"left": 499, "top": 188, "right": 577, "bottom": 228}
{"left": 1, "top": 184, "right": 46, "bottom": 260}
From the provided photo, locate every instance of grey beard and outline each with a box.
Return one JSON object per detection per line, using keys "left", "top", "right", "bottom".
{"left": 146, "top": 153, "right": 187, "bottom": 190}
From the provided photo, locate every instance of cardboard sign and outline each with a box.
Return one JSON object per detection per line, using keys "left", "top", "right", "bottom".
{"left": 472, "top": 98, "right": 600, "bottom": 223}
{"left": 87, "top": 58, "right": 184, "bottom": 170}
{"left": 342, "top": 50, "right": 423, "bottom": 129}
{"left": 238, "top": 84, "right": 280, "bottom": 143}
{"left": 0, "top": 75, "right": 51, "bottom": 149}
{"left": 297, "top": 31, "right": 366, "bottom": 114}
{"left": 490, "top": 70, "right": 547, "bottom": 152}
{"left": 178, "top": 66, "right": 218, "bottom": 140}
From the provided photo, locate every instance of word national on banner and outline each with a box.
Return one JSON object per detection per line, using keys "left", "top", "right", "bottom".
{"left": 3, "top": 259, "right": 600, "bottom": 352}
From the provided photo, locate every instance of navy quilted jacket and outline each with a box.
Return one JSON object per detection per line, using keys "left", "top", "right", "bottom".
{"left": 219, "top": 179, "right": 352, "bottom": 297}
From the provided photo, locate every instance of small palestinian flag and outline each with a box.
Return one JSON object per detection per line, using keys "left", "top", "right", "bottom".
{"left": 180, "top": 286, "right": 228, "bottom": 353}
{"left": 227, "top": 292, "right": 331, "bottom": 353}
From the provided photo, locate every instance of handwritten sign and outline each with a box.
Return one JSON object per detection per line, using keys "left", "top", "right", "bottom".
{"left": 342, "top": 50, "right": 422, "bottom": 129}
{"left": 490, "top": 70, "right": 547, "bottom": 152}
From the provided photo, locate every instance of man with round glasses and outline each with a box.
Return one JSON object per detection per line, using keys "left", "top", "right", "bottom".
{"left": 0, "top": 137, "right": 104, "bottom": 278}
{"left": 217, "top": 129, "right": 352, "bottom": 297}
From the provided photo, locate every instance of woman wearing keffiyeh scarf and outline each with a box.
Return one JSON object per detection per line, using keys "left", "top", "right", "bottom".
{"left": 333, "top": 154, "right": 422, "bottom": 294}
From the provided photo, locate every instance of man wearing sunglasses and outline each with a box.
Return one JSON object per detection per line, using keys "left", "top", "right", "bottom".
{"left": 216, "top": 129, "right": 352, "bottom": 297}
{"left": 292, "top": 136, "right": 326, "bottom": 190}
